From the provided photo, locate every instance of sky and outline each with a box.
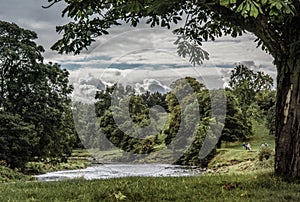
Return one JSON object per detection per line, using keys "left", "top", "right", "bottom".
{"left": 0, "top": 0, "right": 277, "bottom": 98}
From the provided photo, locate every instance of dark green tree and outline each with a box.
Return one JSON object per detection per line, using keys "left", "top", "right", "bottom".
{"left": 266, "top": 104, "right": 276, "bottom": 135}
{"left": 211, "top": 89, "right": 250, "bottom": 147}
{"left": 255, "top": 89, "right": 276, "bottom": 115}
{"left": 46, "top": 0, "right": 300, "bottom": 178}
{"left": 165, "top": 77, "right": 213, "bottom": 166}
{"left": 254, "top": 89, "right": 276, "bottom": 135}
{"left": 0, "top": 113, "right": 37, "bottom": 168}
{"left": 0, "top": 21, "right": 76, "bottom": 169}
{"left": 228, "top": 65, "right": 273, "bottom": 137}
{"left": 229, "top": 64, "right": 273, "bottom": 111}
{"left": 95, "top": 84, "right": 159, "bottom": 155}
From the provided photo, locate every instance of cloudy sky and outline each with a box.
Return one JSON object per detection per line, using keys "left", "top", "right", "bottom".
{"left": 0, "top": 0, "right": 277, "bottom": 98}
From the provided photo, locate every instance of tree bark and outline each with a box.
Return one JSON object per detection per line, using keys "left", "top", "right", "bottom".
{"left": 275, "top": 25, "right": 300, "bottom": 178}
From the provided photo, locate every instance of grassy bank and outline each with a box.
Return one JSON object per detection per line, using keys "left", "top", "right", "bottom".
{"left": 22, "top": 150, "right": 92, "bottom": 175}
{"left": 206, "top": 148, "right": 274, "bottom": 175}
{"left": 0, "top": 172, "right": 299, "bottom": 201}
{"left": 0, "top": 165, "right": 32, "bottom": 182}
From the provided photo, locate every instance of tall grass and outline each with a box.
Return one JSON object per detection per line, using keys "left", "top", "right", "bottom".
{"left": 0, "top": 166, "right": 32, "bottom": 182}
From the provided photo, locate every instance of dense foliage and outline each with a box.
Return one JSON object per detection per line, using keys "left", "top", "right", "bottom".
{"left": 0, "top": 21, "right": 77, "bottom": 169}
{"left": 90, "top": 78, "right": 214, "bottom": 165}
{"left": 228, "top": 64, "right": 273, "bottom": 137}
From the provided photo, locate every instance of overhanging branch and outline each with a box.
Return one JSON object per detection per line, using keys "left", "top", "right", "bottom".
{"left": 209, "top": 4, "right": 285, "bottom": 59}
{"left": 42, "top": 0, "right": 62, "bottom": 9}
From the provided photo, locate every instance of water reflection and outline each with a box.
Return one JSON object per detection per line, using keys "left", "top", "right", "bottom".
{"left": 35, "top": 164, "right": 203, "bottom": 181}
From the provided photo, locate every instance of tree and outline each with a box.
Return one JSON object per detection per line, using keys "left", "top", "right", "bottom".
{"left": 46, "top": 0, "right": 300, "bottom": 178}
{"left": 228, "top": 64, "right": 273, "bottom": 137}
{"left": 255, "top": 90, "right": 276, "bottom": 116}
{"left": 229, "top": 65, "right": 273, "bottom": 110}
{"left": 95, "top": 84, "right": 160, "bottom": 155}
{"left": 0, "top": 21, "right": 76, "bottom": 169}
{"left": 266, "top": 104, "right": 276, "bottom": 135}
{"left": 255, "top": 89, "right": 276, "bottom": 135}
{"left": 165, "top": 77, "right": 213, "bottom": 166}
{"left": 211, "top": 89, "right": 250, "bottom": 147}
{"left": 0, "top": 113, "right": 37, "bottom": 168}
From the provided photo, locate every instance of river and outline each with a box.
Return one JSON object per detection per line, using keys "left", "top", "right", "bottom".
{"left": 35, "top": 164, "right": 204, "bottom": 181}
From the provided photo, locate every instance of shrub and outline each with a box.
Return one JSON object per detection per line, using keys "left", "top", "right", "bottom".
{"left": 259, "top": 147, "right": 273, "bottom": 161}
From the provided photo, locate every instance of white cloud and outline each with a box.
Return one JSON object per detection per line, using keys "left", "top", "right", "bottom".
{"left": 135, "top": 79, "right": 170, "bottom": 94}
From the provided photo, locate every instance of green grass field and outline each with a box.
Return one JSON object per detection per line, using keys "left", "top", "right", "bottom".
{"left": 0, "top": 172, "right": 299, "bottom": 201}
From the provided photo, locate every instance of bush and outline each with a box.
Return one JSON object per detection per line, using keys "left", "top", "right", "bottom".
{"left": 259, "top": 146, "right": 273, "bottom": 161}
{"left": 0, "top": 166, "right": 32, "bottom": 182}
{"left": 24, "top": 162, "right": 46, "bottom": 174}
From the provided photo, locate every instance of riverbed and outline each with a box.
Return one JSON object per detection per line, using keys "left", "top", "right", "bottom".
{"left": 35, "top": 164, "right": 204, "bottom": 181}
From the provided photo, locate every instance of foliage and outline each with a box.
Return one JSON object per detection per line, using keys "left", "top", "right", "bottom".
{"left": 45, "top": 0, "right": 297, "bottom": 64}
{"left": 228, "top": 65, "right": 273, "bottom": 138}
{"left": 92, "top": 77, "right": 215, "bottom": 165}
{"left": 167, "top": 77, "right": 213, "bottom": 165}
{"left": 211, "top": 89, "right": 250, "bottom": 145}
{"left": 0, "top": 113, "right": 36, "bottom": 168}
{"left": 254, "top": 90, "right": 276, "bottom": 136}
{"left": 0, "top": 21, "right": 76, "bottom": 169}
{"left": 259, "top": 146, "right": 274, "bottom": 161}
{"left": 255, "top": 90, "right": 276, "bottom": 115}
{"left": 266, "top": 104, "right": 276, "bottom": 135}
{"left": 95, "top": 84, "right": 163, "bottom": 155}
{"left": 0, "top": 165, "right": 32, "bottom": 183}
{"left": 229, "top": 64, "right": 273, "bottom": 108}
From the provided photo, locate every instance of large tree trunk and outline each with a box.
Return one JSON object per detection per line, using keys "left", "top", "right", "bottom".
{"left": 275, "top": 30, "right": 300, "bottom": 178}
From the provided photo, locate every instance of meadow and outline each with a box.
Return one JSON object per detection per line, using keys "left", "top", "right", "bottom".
{"left": 1, "top": 172, "right": 300, "bottom": 201}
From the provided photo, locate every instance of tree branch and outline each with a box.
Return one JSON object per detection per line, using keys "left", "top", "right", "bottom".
{"left": 42, "top": 0, "right": 62, "bottom": 9}
{"left": 209, "top": 4, "right": 284, "bottom": 59}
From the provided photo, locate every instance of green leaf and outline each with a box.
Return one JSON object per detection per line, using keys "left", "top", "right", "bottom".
{"left": 220, "top": 0, "right": 230, "bottom": 6}
{"left": 249, "top": 3, "right": 259, "bottom": 18}
{"left": 236, "top": 1, "right": 245, "bottom": 13}
{"left": 275, "top": 2, "right": 282, "bottom": 10}
{"left": 245, "top": 1, "right": 250, "bottom": 11}
{"left": 220, "top": 0, "right": 237, "bottom": 6}
{"left": 114, "top": 191, "right": 127, "bottom": 200}
{"left": 261, "top": 0, "right": 268, "bottom": 5}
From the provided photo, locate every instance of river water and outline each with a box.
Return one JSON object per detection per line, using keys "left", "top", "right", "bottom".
{"left": 35, "top": 164, "right": 204, "bottom": 181}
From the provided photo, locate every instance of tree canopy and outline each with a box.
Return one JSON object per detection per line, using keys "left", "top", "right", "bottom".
{"left": 46, "top": 0, "right": 298, "bottom": 64}
{"left": 0, "top": 21, "right": 76, "bottom": 169}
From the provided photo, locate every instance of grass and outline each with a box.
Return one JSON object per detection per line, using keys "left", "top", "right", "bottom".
{"left": 0, "top": 165, "right": 33, "bottom": 183}
{"left": 251, "top": 119, "right": 275, "bottom": 150}
{"left": 23, "top": 150, "right": 92, "bottom": 174}
{"left": 207, "top": 148, "right": 274, "bottom": 175}
{"left": 208, "top": 119, "right": 275, "bottom": 175}
{"left": 222, "top": 119, "right": 275, "bottom": 151}
{"left": 0, "top": 172, "right": 299, "bottom": 201}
